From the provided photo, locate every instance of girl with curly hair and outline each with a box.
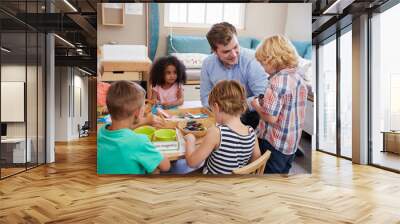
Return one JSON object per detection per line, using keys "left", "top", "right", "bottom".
{"left": 150, "top": 56, "right": 187, "bottom": 109}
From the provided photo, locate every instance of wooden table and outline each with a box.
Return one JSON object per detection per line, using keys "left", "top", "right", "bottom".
{"left": 155, "top": 105, "right": 214, "bottom": 161}
{"left": 163, "top": 137, "right": 203, "bottom": 161}
{"left": 97, "top": 104, "right": 214, "bottom": 162}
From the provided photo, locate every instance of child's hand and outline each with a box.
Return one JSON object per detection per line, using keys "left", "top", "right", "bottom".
{"left": 251, "top": 97, "right": 261, "bottom": 111}
{"left": 161, "top": 101, "right": 170, "bottom": 107}
{"left": 148, "top": 114, "right": 165, "bottom": 128}
{"left": 101, "top": 106, "right": 108, "bottom": 115}
{"left": 184, "top": 134, "right": 196, "bottom": 143}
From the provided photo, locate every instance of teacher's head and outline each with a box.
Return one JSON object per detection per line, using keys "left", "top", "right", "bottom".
{"left": 207, "top": 22, "right": 239, "bottom": 67}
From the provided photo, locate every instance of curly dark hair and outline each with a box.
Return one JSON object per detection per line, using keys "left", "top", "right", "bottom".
{"left": 150, "top": 56, "right": 187, "bottom": 87}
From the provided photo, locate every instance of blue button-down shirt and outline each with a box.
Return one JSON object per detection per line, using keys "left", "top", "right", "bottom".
{"left": 200, "top": 48, "right": 268, "bottom": 110}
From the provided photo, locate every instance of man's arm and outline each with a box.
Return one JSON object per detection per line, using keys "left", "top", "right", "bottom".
{"left": 246, "top": 59, "right": 268, "bottom": 110}
{"left": 200, "top": 62, "right": 212, "bottom": 108}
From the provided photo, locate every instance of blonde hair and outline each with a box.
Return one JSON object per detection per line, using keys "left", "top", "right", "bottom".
{"left": 208, "top": 80, "right": 247, "bottom": 116}
{"left": 255, "top": 35, "right": 298, "bottom": 72}
{"left": 106, "top": 80, "right": 145, "bottom": 121}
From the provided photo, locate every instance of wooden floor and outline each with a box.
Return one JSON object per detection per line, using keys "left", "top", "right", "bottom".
{"left": 1, "top": 167, "right": 25, "bottom": 178}
{"left": 372, "top": 150, "right": 400, "bottom": 171}
{"left": 1, "top": 136, "right": 400, "bottom": 223}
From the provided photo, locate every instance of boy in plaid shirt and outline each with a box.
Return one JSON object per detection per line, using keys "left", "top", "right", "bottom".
{"left": 251, "top": 35, "right": 308, "bottom": 174}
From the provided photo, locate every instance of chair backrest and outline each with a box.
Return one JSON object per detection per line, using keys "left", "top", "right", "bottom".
{"left": 232, "top": 151, "right": 272, "bottom": 175}
{"left": 82, "top": 121, "right": 90, "bottom": 129}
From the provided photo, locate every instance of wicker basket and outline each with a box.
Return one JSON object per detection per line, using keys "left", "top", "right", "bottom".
{"left": 177, "top": 120, "right": 208, "bottom": 138}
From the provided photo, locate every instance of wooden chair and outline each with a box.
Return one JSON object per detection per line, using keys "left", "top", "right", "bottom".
{"left": 232, "top": 151, "right": 272, "bottom": 175}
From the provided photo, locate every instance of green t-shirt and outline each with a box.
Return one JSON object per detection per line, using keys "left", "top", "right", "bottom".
{"left": 97, "top": 124, "right": 163, "bottom": 174}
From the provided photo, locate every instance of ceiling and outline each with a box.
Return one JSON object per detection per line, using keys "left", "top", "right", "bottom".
{"left": 1, "top": 0, "right": 396, "bottom": 73}
{"left": 0, "top": 0, "right": 97, "bottom": 74}
{"left": 310, "top": 0, "right": 391, "bottom": 43}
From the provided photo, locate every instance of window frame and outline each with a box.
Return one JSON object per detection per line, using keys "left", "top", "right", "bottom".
{"left": 316, "top": 24, "right": 353, "bottom": 161}
{"left": 164, "top": 3, "right": 246, "bottom": 29}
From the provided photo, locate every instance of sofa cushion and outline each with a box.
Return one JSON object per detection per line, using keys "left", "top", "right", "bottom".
{"left": 238, "top": 37, "right": 253, "bottom": 49}
{"left": 251, "top": 38, "right": 261, "bottom": 49}
{"left": 167, "top": 35, "right": 312, "bottom": 59}
{"left": 291, "top": 41, "right": 311, "bottom": 58}
{"left": 170, "top": 53, "right": 208, "bottom": 69}
{"left": 167, "top": 35, "right": 211, "bottom": 54}
{"left": 186, "top": 68, "right": 202, "bottom": 81}
{"left": 303, "top": 45, "right": 312, "bottom": 60}
{"left": 168, "top": 35, "right": 257, "bottom": 54}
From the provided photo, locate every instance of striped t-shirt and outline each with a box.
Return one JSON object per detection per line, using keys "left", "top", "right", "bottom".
{"left": 203, "top": 124, "right": 256, "bottom": 174}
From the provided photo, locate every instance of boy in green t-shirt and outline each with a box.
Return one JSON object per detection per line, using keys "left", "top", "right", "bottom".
{"left": 97, "top": 81, "right": 170, "bottom": 174}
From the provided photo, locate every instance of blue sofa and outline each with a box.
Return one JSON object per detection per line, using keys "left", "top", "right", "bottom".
{"left": 167, "top": 35, "right": 312, "bottom": 60}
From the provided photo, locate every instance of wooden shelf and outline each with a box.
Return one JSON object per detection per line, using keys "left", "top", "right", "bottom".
{"left": 101, "top": 3, "right": 125, "bottom": 26}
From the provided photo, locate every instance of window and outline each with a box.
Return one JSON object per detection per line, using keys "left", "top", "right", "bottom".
{"left": 0, "top": 1, "right": 46, "bottom": 179}
{"left": 317, "top": 37, "right": 337, "bottom": 155}
{"left": 317, "top": 29, "right": 353, "bottom": 159}
{"left": 390, "top": 74, "right": 400, "bottom": 130}
{"left": 164, "top": 3, "right": 245, "bottom": 29}
{"left": 370, "top": 2, "right": 400, "bottom": 171}
{"left": 340, "top": 29, "right": 352, "bottom": 158}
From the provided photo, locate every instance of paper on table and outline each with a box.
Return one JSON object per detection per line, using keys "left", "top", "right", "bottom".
{"left": 153, "top": 141, "right": 178, "bottom": 152}
{"left": 176, "top": 128, "right": 185, "bottom": 153}
{"left": 153, "top": 129, "right": 185, "bottom": 153}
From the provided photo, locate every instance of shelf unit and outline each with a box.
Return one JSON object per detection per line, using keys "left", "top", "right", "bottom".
{"left": 101, "top": 3, "right": 125, "bottom": 26}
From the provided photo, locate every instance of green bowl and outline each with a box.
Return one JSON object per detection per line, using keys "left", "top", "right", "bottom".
{"left": 153, "top": 129, "right": 176, "bottom": 142}
{"left": 134, "top": 126, "right": 156, "bottom": 140}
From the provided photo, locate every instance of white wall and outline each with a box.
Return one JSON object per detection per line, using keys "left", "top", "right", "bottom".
{"left": 1, "top": 65, "right": 37, "bottom": 138}
{"left": 54, "top": 67, "right": 89, "bottom": 141}
{"left": 1, "top": 65, "right": 26, "bottom": 139}
{"left": 55, "top": 66, "right": 69, "bottom": 141}
{"left": 156, "top": 3, "right": 288, "bottom": 58}
{"left": 284, "top": 4, "right": 312, "bottom": 42}
{"left": 97, "top": 3, "right": 312, "bottom": 57}
{"left": 1, "top": 64, "right": 46, "bottom": 164}
{"left": 97, "top": 3, "right": 147, "bottom": 47}
{"left": 72, "top": 74, "right": 89, "bottom": 138}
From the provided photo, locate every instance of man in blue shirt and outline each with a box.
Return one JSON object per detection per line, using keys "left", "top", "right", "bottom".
{"left": 200, "top": 22, "right": 268, "bottom": 129}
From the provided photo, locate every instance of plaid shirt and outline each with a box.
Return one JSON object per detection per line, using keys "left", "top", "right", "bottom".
{"left": 257, "top": 68, "right": 308, "bottom": 155}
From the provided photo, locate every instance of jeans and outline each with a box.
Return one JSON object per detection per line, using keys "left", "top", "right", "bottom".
{"left": 258, "top": 138, "right": 296, "bottom": 174}
{"left": 240, "top": 110, "right": 260, "bottom": 130}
